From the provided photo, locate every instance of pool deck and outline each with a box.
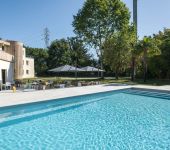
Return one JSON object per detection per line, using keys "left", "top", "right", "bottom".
{"left": 0, "top": 84, "right": 170, "bottom": 108}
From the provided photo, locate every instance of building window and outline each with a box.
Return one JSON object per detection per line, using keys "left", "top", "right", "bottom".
{"left": 26, "top": 70, "right": 29, "bottom": 75}
{"left": 26, "top": 60, "right": 29, "bottom": 65}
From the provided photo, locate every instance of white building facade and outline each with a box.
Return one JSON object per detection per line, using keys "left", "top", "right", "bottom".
{"left": 0, "top": 40, "right": 35, "bottom": 85}
{"left": 22, "top": 48, "right": 35, "bottom": 78}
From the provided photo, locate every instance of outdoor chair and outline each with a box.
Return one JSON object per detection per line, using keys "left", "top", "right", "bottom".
{"left": 78, "top": 82, "right": 82, "bottom": 87}
{"left": 48, "top": 80, "right": 54, "bottom": 89}
{"left": 59, "top": 84, "right": 65, "bottom": 88}
{"left": 5, "top": 82, "right": 12, "bottom": 90}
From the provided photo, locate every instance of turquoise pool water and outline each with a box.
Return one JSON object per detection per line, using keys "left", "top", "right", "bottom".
{"left": 0, "top": 89, "right": 170, "bottom": 150}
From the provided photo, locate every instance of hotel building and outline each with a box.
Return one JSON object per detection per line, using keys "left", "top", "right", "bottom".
{"left": 0, "top": 40, "right": 34, "bottom": 84}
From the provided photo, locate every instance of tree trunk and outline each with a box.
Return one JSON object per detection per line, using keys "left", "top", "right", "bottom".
{"left": 115, "top": 68, "right": 119, "bottom": 80}
{"left": 143, "top": 61, "right": 147, "bottom": 82}
{"left": 75, "top": 58, "right": 78, "bottom": 81}
{"left": 131, "top": 56, "right": 135, "bottom": 81}
{"left": 115, "top": 72, "right": 119, "bottom": 80}
{"left": 100, "top": 61, "right": 104, "bottom": 79}
{"left": 143, "top": 49, "right": 147, "bottom": 82}
{"left": 98, "top": 53, "right": 104, "bottom": 79}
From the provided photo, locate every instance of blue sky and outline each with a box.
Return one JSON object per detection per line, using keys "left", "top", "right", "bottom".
{"left": 1, "top": 0, "right": 170, "bottom": 49}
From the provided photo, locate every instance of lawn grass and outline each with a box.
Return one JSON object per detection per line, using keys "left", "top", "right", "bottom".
{"left": 23, "top": 77, "right": 100, "bottom": 82}
{"left": 100, "top": 78, "right": 170, "bottom": 85}
{"left": 134, "top": 79, "right": 170, "bottom": 86}
{"left": 23, "top": 76, "right": 170, "bottom": 86}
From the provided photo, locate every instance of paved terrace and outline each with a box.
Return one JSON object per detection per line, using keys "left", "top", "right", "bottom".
{"left": 0, "top": 84, "right": 170, "bottom": 108}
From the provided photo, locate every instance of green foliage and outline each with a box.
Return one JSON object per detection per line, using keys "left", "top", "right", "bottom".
{"left": 147, "top": 56, "right": 166, "bottom": 79}
{"left": 148, "top": 28, "right": 170, "bottom": 79}
{"left": 26, "top": 47, "right": 49, "bottom": 75}
{"left": 103, "top": 27, "right": 135, "bottom": 79}
{"left": 68, "top": 37, "right": 94, "bottom": 67}
{"left": 134, "top": 29, "right": 170, "bottom": 80}
{"left": 48, "top": 38, "right": 95, "bottom": 69}
{"left": 135, "top": 36, "right": 160, "bottom": 81}
{"left": 26, "top": 38, "right": 96, "bottom": 76}
{"left": 137, "top": 36, "right": 160, "bottom": 57}
{"left": 73, "top": 0, "right": 130, "bottom": 75}
{"left": 47, "top": 39, "right": 71, "bottom": 69}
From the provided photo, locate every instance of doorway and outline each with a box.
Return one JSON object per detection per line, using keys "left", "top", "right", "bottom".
{"left": 1, "top": 69, "right": 7, "bottom": 84}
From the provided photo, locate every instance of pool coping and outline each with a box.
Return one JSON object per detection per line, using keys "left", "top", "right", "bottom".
{"left": 0, "top": 88, "right": 128, "bottom": 110}
{"left": 0, "top": 84, "right": 170, "bottom": 108}
{"left": 1, "top": 87, "right": 170, "bottom": 110}
{"left": 131, "top": 87, "right": 170, "bottom": 94}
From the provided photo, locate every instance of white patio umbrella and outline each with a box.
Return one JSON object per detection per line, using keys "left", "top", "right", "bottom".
{"left": 49, "top": 65, "right": 84, "bottom": 79}
{"left": 81, "top": 66, "right": 104, "bottom": 72}
{"left": 81, "top": 66, "right": 104, "bottom": 78}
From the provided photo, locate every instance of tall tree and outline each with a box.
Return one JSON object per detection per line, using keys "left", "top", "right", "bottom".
{"left": 48, "top": 38, "right": 94, "bottom": 69}
{"left": 137, "top": 36, "right": 160, "bottom": 82}
{"left": 47, "top": 39, "right": 70, "bottom": 69}
{"left": 73, "top": 0, "right": 130, "bottom": 78}
{"left": 153, "top": 28, "right": 170, "bottom": 79}
{"left": 103, "top": 28, "right": 135, "bottom": 79}
{"left": 67, "top": 37, "right": 93, "bottom": 67}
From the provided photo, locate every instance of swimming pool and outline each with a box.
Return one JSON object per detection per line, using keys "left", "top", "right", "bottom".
{"left": 0, "top": 89, "right": 170, "bottom": 149}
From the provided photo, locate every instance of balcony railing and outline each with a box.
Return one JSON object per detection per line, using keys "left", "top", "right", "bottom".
{"left": 0, "top": 50, "right": 14, "bottom": 62}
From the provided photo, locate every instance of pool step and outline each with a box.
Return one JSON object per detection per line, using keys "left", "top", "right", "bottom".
{"left": 0, "top": 95, "right": 112, "bottom": 127}
{"left": 123, "top": 90, "right": 170, "bottom": 100}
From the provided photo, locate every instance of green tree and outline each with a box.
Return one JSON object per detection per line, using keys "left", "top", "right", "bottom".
{"left": 68, "top": 37, "right": 93, "bottom": 67}
{"left": 103, "top": 28, "right": 135, "bottom": 79}
{"left": 26, "top": 47, "right": 49, "bottom": 75}
{"left": 73, "top": 0, "right": 130, "bottom": 78}
{"left": 48, "top": 38, "right": 94, "bottom": 70}
{"left": 137, "top": 36, "right": 160, "bottom": 82}
{"left": 152, "top": 28, "right": 170, "bottom": 79}
{"left": 47, "top": 39, "right": 71, "bottom": 69}
{"left": 147, "top": 56, "right": 165, "bottom": 79}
